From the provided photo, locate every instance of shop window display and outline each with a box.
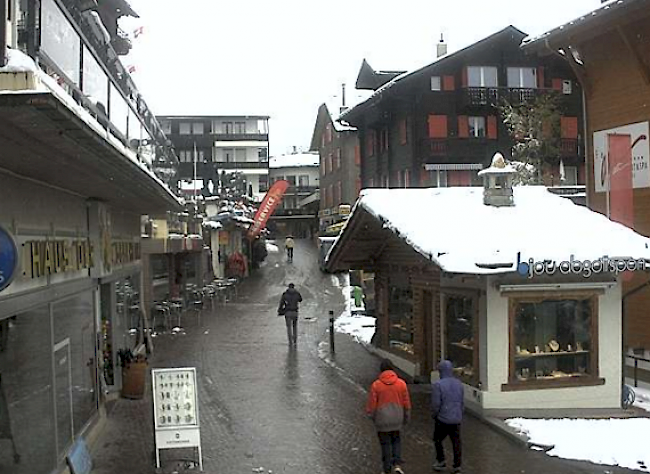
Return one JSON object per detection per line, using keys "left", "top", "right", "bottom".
{"left": 445, "top": 294, "right": 477, "bottom": 385}
{"left": 511, "top": 296, "right": 595, "bottom": 383}
{"left": 388, "top": 287, "right": 414, "bottom": 354}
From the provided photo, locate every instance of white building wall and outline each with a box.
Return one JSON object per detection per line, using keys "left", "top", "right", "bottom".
{"left": 481, "top": 278, "right": 622, "bottom": 410}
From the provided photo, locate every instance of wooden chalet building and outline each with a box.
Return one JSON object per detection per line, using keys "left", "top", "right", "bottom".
{"left": 523, "top": 0, "right": 650, "bottom": 383}
{"left": 341, "top": 26, "right": 585, "bottom": 190}
{"left": 326, "top": 157, "right": 650, "bottom": 415}
{"left": 311, "top": 99, "right": 366, "bottom": 234}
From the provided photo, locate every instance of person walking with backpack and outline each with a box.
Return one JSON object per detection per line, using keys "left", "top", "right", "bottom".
{"left": 366, "top": 359, "right": 411, "bottom": 474}
{"left": 285, "top": 235, "right": 295, "bottom": 262}
{"left": 431, "top": 360, "right": 464, "bottom": 473}
{"left": 277, "top": 283, "right": 302, "bottom": 346}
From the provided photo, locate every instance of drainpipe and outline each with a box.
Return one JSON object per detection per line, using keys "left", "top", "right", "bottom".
{"left": 0, "top": 0, "right": 7, "bottom": 67}
{"left": 621, "top": 277, "right": 650, "bottom": 397}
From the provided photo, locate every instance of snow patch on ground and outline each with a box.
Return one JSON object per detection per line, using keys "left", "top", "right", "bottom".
{"left": 505, "top": 418, "right": 650, "bottom": 472}
{"left": 265, "top": 242, "right": 279, "bottom": 253}
{"left": 332, "top": 273, "right": 375, "bottom": 345}
{"left": 633, "top": 385, "right": 650, "bottom": 413}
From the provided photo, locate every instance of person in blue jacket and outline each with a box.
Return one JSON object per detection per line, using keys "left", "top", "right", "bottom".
{"left": 431, "top": 360, "right": 464, "bottom": 473}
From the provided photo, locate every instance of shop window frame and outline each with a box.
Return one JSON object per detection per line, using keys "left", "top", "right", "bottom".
{"left": 442, "top": 290, "right": 480, "bottom": 387}
{"left": 503, "top": 291, "right": 604, "bottom": 391}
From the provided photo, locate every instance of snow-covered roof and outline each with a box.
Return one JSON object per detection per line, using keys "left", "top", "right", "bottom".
{"left": 335, "top": 186, "right": 650, "bottom": 275}
{"left": 269, "top": 152, "right": 319, "bottom": 168}
{"left": 522, "top": 0, "right": 632, "bottom": 46}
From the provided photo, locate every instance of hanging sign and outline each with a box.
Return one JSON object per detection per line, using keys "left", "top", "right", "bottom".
{"left": 247, "top": 180, "right": 289, "bottom": 240}
{"left": 152, "top": 367, "right": 203, "bottom": 471}
{"left": 0, "top": 226, "right": 18, "bottom": 292}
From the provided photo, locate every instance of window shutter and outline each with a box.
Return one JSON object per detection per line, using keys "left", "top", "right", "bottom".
{"left": 536, "top": 67, "right": 545, "bottom": 88}
{"left": 356, "top": 177, "right": 362, "bottom": 196}
{"left": 458, "top": 116, "right": 469, "bottom": 138}
{"left": 552, "top": 78, "right": 563, "bottom": 91}
{"left": 461, "top": 67, "right": 468, "bottom": 87}
{"left": 428, "top": 115, "right": 448, "bottom": 138}
{"left": 443, "top": 75, "right": 455, "bottom": 91}
{"left": 487, "top": 116, "right": 497, "bottom": 139}
{"left": 399, "top": 119, "right": 407, "bottom": 145}
{"left": 354, "top": 144, "right": 361, "bottom": 165}
{"left": 561, "top": 117, "right": 578, "bottom": 138}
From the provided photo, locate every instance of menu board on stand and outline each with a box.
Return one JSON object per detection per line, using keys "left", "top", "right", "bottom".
{"left": 152, "top": 367, "right": 203, "bottom": 471}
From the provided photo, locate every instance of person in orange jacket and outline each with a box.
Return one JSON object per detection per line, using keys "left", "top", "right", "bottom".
{"left": 366, "top": 359, "right": 411, "bottom": 474}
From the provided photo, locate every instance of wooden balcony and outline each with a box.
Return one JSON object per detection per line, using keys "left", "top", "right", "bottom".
{"left": 560, "top": 138, "right": 580, "bottom": 158}
{"left": 458, "top": 87, "right": 544, "bottom": 108}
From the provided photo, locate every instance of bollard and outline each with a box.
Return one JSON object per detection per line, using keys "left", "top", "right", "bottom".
{"left": 329, "top": 310, "right": 335, "bottom": 353}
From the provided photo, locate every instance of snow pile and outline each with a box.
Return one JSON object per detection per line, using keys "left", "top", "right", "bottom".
{"left": 0, "top": 49, "right": 39, "bottom": 73}
{"left": 265, "top": 242, "right": 279, "bottom": 253}
{"left": 506, "top": 418, "right": 650, "bottom": 472}
{"left": 634, "top": 385, "right": 650, "bottom": 413}
{"left": 333, "top": 273, "right": 375, "bottom": 345}
{"left": 269, "top": 152, "right": 319, "bottom": 168}
{"left": 348, "top": 187, "right": 650, "bottom": 274}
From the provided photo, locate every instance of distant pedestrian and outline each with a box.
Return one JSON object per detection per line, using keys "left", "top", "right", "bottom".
{"left": 277, "top": 283, "right": 302, "bottom": 346}
{"left": 366, "top": 359, "right": 411, "bottom": 474}
{"left": 285, "top": 235, "right": 294, "bottom": 262}
{"left": 431, "top": 360, "right": 464, "bottom": 473}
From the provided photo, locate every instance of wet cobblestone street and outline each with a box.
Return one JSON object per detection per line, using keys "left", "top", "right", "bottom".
{"left": 91, "top": 239, "right": 636, "bottom": 474}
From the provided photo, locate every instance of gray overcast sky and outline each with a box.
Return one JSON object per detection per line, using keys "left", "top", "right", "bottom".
{"left": 121, "top": 0, "right": 600, "bottom": 157}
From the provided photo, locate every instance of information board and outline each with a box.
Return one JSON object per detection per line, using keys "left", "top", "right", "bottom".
{"left": 152, "top": 367, "right": 203, "bottom": 471}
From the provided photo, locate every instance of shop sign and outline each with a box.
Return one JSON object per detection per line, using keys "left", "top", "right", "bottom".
{"left": 218, "top": 232, "right": 230, "bottom": 245}
{"left": 0, "top": 226, "right": 19, "bottom": 292}
{"left": 338, "top": 204, "right": 351, "bottom": 216}
{"left": 594, "top": 121, "right": 650, "bottom": 192}
{"left": 152, "top": 367, "right": 203, "bottom": 470}
{"left": 111, "top": 241, "right": 141, "bottom": 266}
{"left": 517, "top": 254, "right": 650, "bottom": 279}
{"left": 24, "top": 239, "right": 94, "bottom": 279}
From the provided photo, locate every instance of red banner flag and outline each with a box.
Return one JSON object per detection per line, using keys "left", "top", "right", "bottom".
{"left": 247, "top": 180, "right": 289, "bottom": 240}
{"left": 608, "top": 133, "right": 634, "bottom": 228}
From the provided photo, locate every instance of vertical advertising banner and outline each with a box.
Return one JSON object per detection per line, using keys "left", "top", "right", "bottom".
{"left": 608, "top": 133, "right": 635, "bottom": 228}
{"left": 247, "top": 180, "right": 289, "bottom": 240}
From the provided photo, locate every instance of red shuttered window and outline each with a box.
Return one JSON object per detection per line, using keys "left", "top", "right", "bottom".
{"left": 428, "top": 115, "right": 448, "bottom": 138}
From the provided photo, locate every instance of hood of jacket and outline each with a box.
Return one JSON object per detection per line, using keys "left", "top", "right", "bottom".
{"left": 379, "top": 369, "right": 398, "bottom": 385}
{"left": 438, "top": 360, "right": 454, "bottom": 378}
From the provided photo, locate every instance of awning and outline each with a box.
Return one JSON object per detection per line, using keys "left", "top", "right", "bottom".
{"left": 424, "top": 163, "right": 484, "bottom": 171}
{"left": 0, "top": 92, "right": 181, "bottom": 213}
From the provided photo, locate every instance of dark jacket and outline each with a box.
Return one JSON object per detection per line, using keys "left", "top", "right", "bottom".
{"left": 366, "top": 369, "right": 411, "bottom": 432}
{"left": 278, "top": 287, "right": 302, "bottom": 315}
{"left": 431, "top": 360, "right": 464, "bottom": 425}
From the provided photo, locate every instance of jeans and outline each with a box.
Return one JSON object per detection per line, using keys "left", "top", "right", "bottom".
{"left": 287, "top": 247, "right": 293, "bottom": 260}
{"left": 377, "top": 431, "right": 402, "bottom": 473}
{"left": 433, "top": 420, "right": 461, "bottom": 468}
{"left": 284, "top": 314, "right": 297, "bottom": 344}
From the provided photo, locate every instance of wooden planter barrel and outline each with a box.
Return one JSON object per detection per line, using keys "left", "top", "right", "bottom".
{"left": 121, "top": 360, "right": 147, "bottom": 399}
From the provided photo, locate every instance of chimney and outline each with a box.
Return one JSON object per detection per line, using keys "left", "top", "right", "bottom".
{"left": 478, "top": 152, "right": 517, "bottom": 207}
{"left": 340, "top": 83, "right": 348, "bottom": 114}
{"left": 436, "top": 33, "right": 447, "bottom": 58}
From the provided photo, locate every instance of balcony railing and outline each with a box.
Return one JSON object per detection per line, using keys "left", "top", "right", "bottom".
{"left": 426, "top": 139, "right": 449, "bottom": 156}
{"left": 459, "top": 87, "right": 545, "bottom": 108}
{"left": 560, "top": 139, "right": 580, "bottom": 158}
{"left": 213, "top": 161, "right": 269, "bottom": 170}
{"left": 213, "top": 133, "right": 269, "bottom": 141}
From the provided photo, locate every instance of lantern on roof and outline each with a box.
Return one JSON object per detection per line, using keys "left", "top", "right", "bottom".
{"left": 478, "top": 152, "right": 517, "bottom": 207}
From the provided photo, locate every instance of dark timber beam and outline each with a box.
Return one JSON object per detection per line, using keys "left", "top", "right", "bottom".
{"left": 0, "top": 0, "right": 7, "bottom": 67}
{"left": 616, "top": 26, "right": 650, "bottom": 86}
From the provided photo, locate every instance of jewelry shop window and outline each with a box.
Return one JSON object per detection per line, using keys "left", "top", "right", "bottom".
{"left": 444, "top": 293, "right": 478, "bottom": 386}
{"left": 510, "top": 294, "right": 598, "bottom": 386}
{"left": 388, "top": 286, "right": 414, "bottom": 355}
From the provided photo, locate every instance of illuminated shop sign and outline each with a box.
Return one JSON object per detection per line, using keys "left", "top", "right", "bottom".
{"left": 0, "top": 227, "right": 19, "bottom": 291}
